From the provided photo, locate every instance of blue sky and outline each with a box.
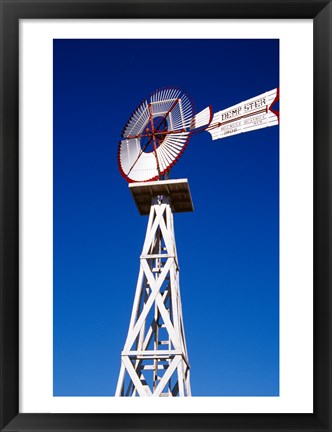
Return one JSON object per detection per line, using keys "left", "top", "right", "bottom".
{"left": 53, "top": 39, "right": 279, "bottom": 396}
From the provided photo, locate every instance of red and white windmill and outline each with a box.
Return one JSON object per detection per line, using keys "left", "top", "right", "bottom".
{"left": 115, "top": 87, "right": 279, "bottom": 397}
{"left": 118, "top": 87, "right": 279, "bottom": 183}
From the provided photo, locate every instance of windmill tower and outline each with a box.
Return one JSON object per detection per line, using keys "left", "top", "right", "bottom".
{"left": 115, "top": 179, "right": 193, "bottom": 397}
{"left": 115, "top": 87, "right": 279, "bottom": 397}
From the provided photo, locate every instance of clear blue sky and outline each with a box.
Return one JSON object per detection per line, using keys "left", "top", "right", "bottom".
{"left": 53, "top": 39, "right": 279, "bottom": 397}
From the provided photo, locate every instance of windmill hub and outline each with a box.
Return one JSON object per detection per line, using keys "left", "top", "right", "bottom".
{"left": 140, "top": 116, "right": 168, "bottom": 151}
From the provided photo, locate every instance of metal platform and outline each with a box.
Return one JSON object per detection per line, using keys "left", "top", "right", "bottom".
{"left": 129, "top": 178, "right": 194, "bottom": 215}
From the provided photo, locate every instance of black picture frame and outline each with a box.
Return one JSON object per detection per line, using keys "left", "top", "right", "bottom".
{"left": 1, "top": 1, "right": 331, "bottom": 431}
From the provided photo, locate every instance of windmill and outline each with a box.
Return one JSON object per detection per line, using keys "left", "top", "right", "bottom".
{"left": 115, "top": 87, "right": 279, "bottom": 397}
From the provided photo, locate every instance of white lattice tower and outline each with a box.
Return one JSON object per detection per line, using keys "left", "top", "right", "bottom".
{"left": 115, "top": 179, "right": 193, "bottom": 397}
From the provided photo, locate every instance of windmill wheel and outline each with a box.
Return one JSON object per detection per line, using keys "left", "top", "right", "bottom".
{"left": 118, "top": 88, "right": 195, "bottom": 183}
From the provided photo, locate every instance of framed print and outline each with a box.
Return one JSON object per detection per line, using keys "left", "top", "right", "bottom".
{"left": 0, "top": 1, "right": 331, "bottom": 432}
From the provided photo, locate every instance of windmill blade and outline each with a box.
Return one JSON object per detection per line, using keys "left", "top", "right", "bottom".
{"left": 206, "top": 88, "right": 279, "bottom": 140}
{"left": 190, "top": 106, "right": 213, "bottom": 129}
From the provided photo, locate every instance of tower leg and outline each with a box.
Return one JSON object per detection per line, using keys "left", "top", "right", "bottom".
{"left": 115, "top": 195, "right": 191, "bottom": 397}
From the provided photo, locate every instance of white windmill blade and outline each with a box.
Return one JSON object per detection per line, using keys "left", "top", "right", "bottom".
{"left": 205, "top": 88, "right": 279, "bottom": 140}
{"left": 190, "top": 106, "right": 213, "bottom": 129}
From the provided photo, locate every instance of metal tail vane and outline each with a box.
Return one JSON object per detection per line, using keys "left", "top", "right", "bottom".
{"left": 118, "top": 87, "right": 279, "bottom": 183}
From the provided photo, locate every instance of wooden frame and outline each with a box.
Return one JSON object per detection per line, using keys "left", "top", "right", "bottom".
{"left": 116, "top": 187, "right": 192, "bottom": 397}
{"left": 0, "top": 0, "right": 331, "bottom": 431}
